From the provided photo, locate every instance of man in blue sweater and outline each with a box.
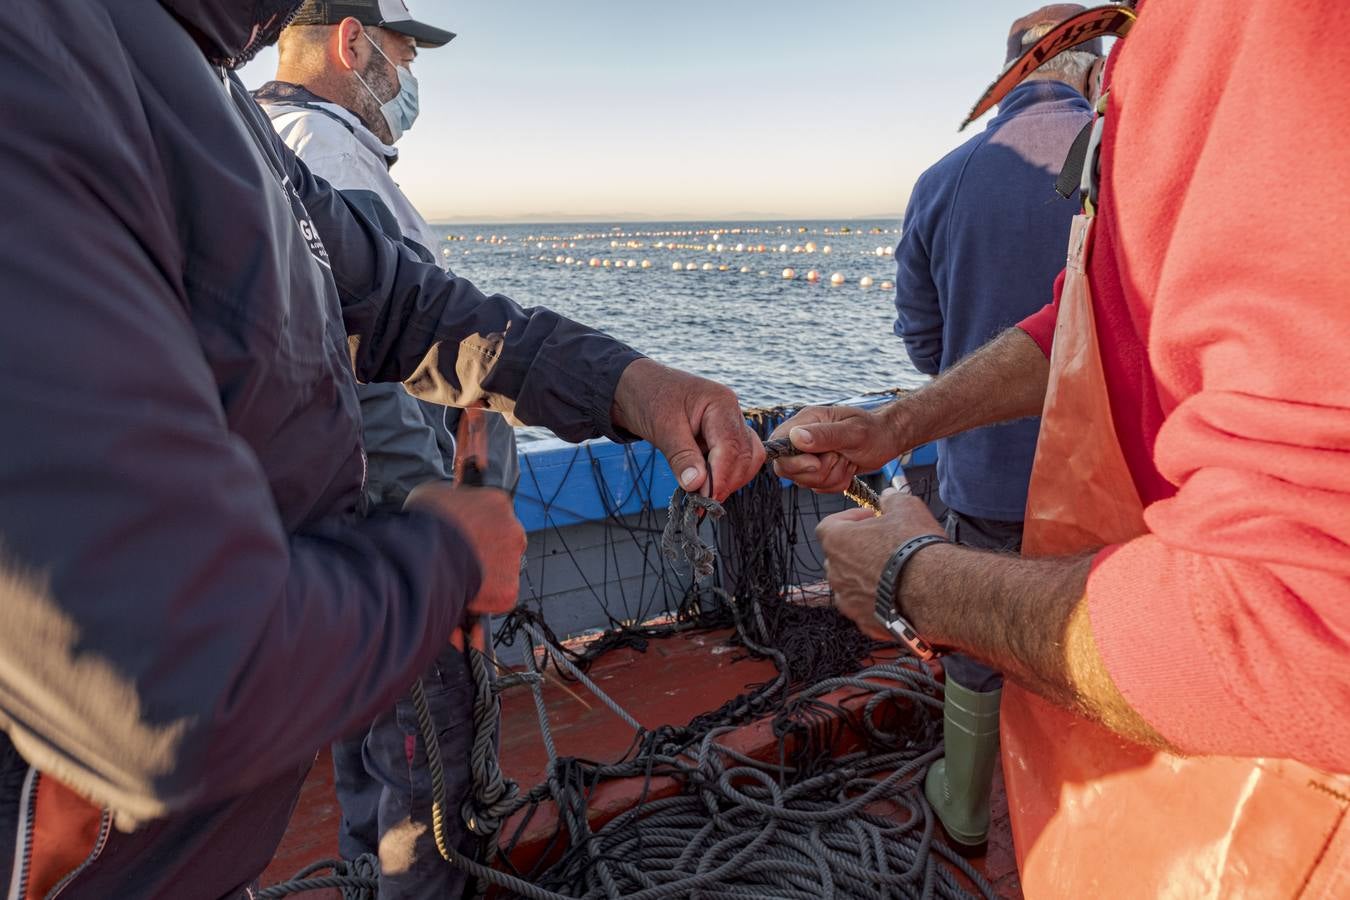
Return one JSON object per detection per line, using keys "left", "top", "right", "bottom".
{"left": 892, "top": 4, "right": 1096, "bottom": 852}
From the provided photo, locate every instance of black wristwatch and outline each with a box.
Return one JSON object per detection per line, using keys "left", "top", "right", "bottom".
{"left": 874, "top": 533, "right": 949, "bottom": 660}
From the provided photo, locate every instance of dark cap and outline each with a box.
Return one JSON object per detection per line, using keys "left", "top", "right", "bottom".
{"left": 290, "top": 0, "right": 456, "bottom": 48}
{"left": 1006, "top": 4, "right": 1103, "bottom": 64}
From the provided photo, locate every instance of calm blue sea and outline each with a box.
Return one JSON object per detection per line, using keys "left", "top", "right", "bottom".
{"left": 430, "top": 220, "right": 926, "bottom": 439}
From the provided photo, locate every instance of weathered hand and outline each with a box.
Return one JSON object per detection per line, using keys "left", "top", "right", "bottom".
{"left": 815, "top": 489, "right": 944, "bottom": 641}
{"left": 405, "top": 482, "right": 526, "bottom": 616}
{"left": 611, "top": 358, "right": 765, "bottom": 502}
{"left": 769, "top": 404, "right": 910, "bottom": 493}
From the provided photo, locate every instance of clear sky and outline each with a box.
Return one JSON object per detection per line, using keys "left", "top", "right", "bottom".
{"left": 240, "top": 0, "right": 1055, "bottom": 222}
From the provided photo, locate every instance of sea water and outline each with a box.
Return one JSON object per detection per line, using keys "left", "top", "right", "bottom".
{"left": 432, "top": 220, "right": 926, "bottom": 439}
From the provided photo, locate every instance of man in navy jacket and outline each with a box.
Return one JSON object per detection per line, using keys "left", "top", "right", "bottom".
{"left": 0, "top": 2, "right": 763, "bottom": 896}
{"left": 891, "top": 4, "right": 1095, "bottom": 852}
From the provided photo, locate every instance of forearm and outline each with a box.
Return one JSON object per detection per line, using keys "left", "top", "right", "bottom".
{"left": 903, "top": 543, "right": 1169, "bottom": 749}
{"left": 884, "top": 327, "right": 1048, "bottom": 449}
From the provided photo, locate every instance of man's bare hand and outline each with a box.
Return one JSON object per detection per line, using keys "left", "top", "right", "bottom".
{"left": 611, "top": 358, "right": 765, "bottom": 502}
{"left": 405, "top": 483, "right": 525, "bottom": 616}
{"left": 770, "top": 404, "right": 912, "bottom": 493}
{"left": 815, "top": 489, "right": 944, "bottom": 640}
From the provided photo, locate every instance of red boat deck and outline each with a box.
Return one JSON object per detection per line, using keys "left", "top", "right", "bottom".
{"left": 263, "top": 629, "right": 1022, "bottom": 897}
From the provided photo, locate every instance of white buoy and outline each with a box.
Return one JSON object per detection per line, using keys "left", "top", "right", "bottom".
{"left": 685, "top": 262, "right": 698, "bottom": 271}
{"left": 565, "top": 256, "right": 575, "bottom": 264}
{"left": 875, "top": 246, "right": 889, "bottom": 257}
{"left": 626, "top": 260, "right": 637, "bottom": 268}
{"left": 740, "top": 266, "right": 751, "bottom": 273}
{"left": 610, "top": 240, "right": 619, "bottom": 248}
{"left": 860, "top": 276, "right": 875, "bottom": 288}
{"left": 880, "top": 280, "right": 895, "bottom": 290}
{"left": 602, "top": 259, "right": 612, "bottom": 268}
{"left": 715, "top": 243, "right": 725, "bottom": 252}
{"left": 830, "top": 272, "right": 846, "bottom": 285}
{"left": 758, "top": 270, "right": 768, "bottom": 276}
{"left": 589, "top": 258, "right": 601, "bottom": 267}
{"left": 806, "top": 269, "right": 820, "bottom": 283}
{"left": 641, "top": 259, "right": 652, "bottom": 268}
{"left": 671, "top": 262, "right": 683, "bottom": 271}
{"left": 805, "top": 241, "right": 817, "bottom": 253}
{"left": 706, "top": 243, "right": 716, "bottom": 252}
{"left": 822, "top": 245, "right": 833, "bottom": 255}
{"left": 778, "top": 244, "right": 789, "bottom": 253}
{"left": 441, "top": 247, "right": 451, "bottom": 257}
{"left": 735, "top": 243, "right": 745, "bottom": 252}
{"left": 555, "top": 255, "right": 565, "bottom": 264}
{"left": 702, "top": 262, "right": 715, "bottom": 271}
{"left": 782, "top": 268, "right": 796, "bottom": 279}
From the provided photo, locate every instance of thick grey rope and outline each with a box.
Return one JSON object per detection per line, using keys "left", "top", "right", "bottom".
{"left": 520, "top": 621, "right": 646, "bottom": 735}
{"left": 263, "top": 597, "right": 987, "bottom": 900}
{"left": 254, "top": 854, "right": 378, "bottom": 899}
{"left": 461, "top": 646, "right": 520, "bottom": 857}
{"left": 411, "top": 601, "right": 994, "bottom": 900}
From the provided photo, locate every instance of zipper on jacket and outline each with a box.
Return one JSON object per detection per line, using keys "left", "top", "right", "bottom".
{"left": 42, "top": 807, "right": 110, "bottom": 900}
{"left": 4, "top": 771, "right": 111, "bottom": 900}
{"left": 6, "top": 768, "right": 38, "bottom": 900}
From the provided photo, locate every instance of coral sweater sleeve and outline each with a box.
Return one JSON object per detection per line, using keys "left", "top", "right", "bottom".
{"left": 1016, "top": 273, "right": 1060, "bottom": 357}
{"left": 1076, "top": 1, "right": 1350, "bottom": 772}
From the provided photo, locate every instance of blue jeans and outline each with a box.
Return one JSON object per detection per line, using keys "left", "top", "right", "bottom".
{"left": 332, "top": 645, "right": 480, "bottom": 899}
{"left": 940, "top": 509, "right": 1024, "bottom": 694}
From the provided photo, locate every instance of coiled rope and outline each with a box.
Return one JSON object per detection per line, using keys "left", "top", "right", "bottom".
{"left": 262, "top": 421, "right": 983, "bottom": 899}
{"left": 255, "top": 854, "right": 378, "bottom": 899}
{"left": 402, "top": 587, "right": 994, "bottom": 900}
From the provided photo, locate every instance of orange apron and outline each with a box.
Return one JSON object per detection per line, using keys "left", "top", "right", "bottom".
{"left": 1004, "top": 214, "right": 1350, "bottom": 898}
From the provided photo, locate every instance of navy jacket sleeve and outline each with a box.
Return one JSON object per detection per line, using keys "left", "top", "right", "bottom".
{"left": 0, "top": 44, "right": 477, "bottom": 823}
{"left": 892, "top": 177, "right": 944, "bottom": 376}
{"left": 272, "top": 121, "right": 645, "bottom": 444}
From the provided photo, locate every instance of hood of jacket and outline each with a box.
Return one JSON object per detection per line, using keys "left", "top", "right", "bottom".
{"left": 158, "top": 0, "right": 302, "bottom": 68}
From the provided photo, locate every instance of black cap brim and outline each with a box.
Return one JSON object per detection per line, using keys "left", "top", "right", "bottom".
{"left": 383, "top": 19, "right": 456, "bottom": 48}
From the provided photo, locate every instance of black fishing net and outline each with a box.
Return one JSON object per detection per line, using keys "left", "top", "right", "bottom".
{"left": 474, "top": 402, "right": 994, "bottom": 900}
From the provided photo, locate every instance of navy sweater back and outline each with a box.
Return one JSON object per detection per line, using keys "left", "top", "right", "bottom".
{"left": 893, "top": 80, "right": 1091, "bottom": 520}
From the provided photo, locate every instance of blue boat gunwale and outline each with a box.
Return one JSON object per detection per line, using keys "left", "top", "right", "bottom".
{"left": 513, "top": 394, "right": 937, "bottom": 533}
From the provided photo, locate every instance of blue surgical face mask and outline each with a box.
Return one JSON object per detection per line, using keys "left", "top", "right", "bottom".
{"left": 353, "top": 33, "right": 419, "bottom": 143}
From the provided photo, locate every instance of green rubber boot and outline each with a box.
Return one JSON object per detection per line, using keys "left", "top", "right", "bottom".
{"left": 924, "top": 679, "right": 1002, "bottom": 854}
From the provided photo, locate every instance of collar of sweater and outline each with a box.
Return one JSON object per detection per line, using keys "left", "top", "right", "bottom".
{"left": 993, "top": 79, "right": 1090, "bottom": 123}
{"left": 254, "top": 80, "right": 399, "bottom": 168}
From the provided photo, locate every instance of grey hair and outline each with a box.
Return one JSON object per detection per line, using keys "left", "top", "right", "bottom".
{"left": 1019, "top": 21, "right": 1097, "bottom": 85}
{"left": 276, "top": 24, "right": 333, "bottom": 64}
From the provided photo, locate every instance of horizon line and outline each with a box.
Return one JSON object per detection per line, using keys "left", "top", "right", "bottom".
{"left": 427, "top": 212, "right": 904, "bottom": 226}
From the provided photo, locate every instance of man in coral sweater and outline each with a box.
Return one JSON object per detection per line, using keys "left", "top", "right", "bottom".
{"left": 774, "top": 0, "right": 1348, "bottom": 884}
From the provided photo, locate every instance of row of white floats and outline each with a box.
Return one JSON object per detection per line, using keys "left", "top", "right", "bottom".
{"left": 450, "top": 225, "right": 900, "bottom": 244}
{"left": 534, "top": 254, "right": 892, "bottom": 288}
{"left": 519, "top": 240, "right": 895, "bottom": 257}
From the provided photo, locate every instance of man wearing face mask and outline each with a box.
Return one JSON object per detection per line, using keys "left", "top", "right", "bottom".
{"left": 0, "top": 1, "right": 766, "bottom": 898}
{"left": 253, "top": 5, "right": 520, "bottom": 895}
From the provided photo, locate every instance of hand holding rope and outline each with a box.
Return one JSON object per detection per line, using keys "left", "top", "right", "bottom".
{"left": 663, "top": 436, "right": 880, "bottom": 578}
